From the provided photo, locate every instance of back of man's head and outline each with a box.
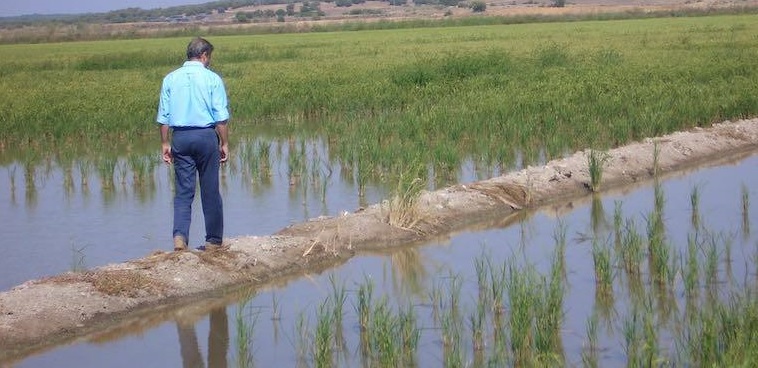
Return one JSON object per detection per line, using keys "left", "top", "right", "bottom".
{"left": 187, "top": 37, "right": 214, "bottom": 60}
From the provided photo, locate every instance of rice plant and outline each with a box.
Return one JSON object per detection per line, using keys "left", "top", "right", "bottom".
{"left": 295, "top": 312, "right": 310, "bottom": 367}
{"left": 587, "top": 150, "right": 610, "bottom": 192}
{"left": 486, "top": 256, "right": 508, "bottom": 315}
{"left": 355, "top": 276, "right": 374, "bottom": 331}
{"left": 314, "top": 300, "right": 334, "bottom": 368}
{"left": 581, "top": 313, "right": 599, "bottom": 368}
{"left": 690, "top": 184, "right": 702, "bottom": 230}
{"left": 4, "top": 14, "right": 757, "bottom": 187}
{"left": 235, "top": 298, "right": 258, "bottom": 368}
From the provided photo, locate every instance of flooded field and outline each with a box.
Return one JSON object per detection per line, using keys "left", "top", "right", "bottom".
{"left": 2, "top": 13, "right": 757, "bottom": 366}
{"left": 3, "top": 135, "right": 758, "bottom": 366}
{"left": 0, "top": 136, "right": 396, "bottom": 292}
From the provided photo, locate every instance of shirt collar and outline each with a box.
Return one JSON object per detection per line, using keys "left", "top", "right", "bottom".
{"left": 182, "top": 60, "right": 205, "bottom": 67}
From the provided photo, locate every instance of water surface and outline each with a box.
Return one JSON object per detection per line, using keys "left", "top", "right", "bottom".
{"left": 5, "top": 142, "right": 757, "bottom": 366}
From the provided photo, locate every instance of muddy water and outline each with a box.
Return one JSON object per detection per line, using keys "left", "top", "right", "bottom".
{"left": 4, "top": 142, "right": 758, "bottom": 366}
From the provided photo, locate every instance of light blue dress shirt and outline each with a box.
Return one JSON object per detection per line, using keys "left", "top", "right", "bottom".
{"left": 156, "top": 61, "right": 230, "bottom": 128}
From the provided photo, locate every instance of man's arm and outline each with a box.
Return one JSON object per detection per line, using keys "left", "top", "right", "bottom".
{"left": 160, "top": 124, "right": 172, "bottom": 164}
{"left": 215, "top": 121, "right": 229, "bottom": 163}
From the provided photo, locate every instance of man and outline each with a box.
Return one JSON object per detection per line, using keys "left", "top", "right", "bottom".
{"left": 157, "top": 37, "right": 230, "bottom": 251}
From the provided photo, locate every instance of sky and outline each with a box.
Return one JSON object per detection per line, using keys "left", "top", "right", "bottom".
{"left": 0, "top": 0, "right": 211, "bottom": 17}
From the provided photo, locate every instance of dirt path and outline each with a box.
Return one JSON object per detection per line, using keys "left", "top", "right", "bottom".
{"left": 1, "top": 117, "right": 756, "bottom": 362}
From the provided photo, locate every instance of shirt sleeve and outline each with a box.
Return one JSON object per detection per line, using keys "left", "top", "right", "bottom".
{"left": 156, "top": 77, "right": 171, "bottom": 125}
{"left": 210, "top": 74, "right": 230, "bottom": 123}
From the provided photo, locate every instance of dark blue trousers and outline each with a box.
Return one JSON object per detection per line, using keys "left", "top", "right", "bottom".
{"left": 171, "top": 127, "right": 223, "bottom": 246}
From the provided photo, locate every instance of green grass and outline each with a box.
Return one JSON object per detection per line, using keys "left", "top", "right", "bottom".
{"left": 1, "top": 14, "right": 756, "bottom": 180}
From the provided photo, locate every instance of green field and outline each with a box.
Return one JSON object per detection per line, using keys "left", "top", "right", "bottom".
{"left": 1, "top": 14, "right": 756, "bottom": 173}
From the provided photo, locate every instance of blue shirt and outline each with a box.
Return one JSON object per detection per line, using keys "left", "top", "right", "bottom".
{"left": 156, "top": 61, "right": 230, "bottom": 128}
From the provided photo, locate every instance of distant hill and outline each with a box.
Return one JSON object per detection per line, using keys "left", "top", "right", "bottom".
{"left": 0, "top": 0, "right": 287, "bottom": 25}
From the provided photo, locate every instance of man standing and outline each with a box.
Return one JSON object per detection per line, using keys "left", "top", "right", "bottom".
{"left": 157, "top": 37, "right": 230, "bottom": 251}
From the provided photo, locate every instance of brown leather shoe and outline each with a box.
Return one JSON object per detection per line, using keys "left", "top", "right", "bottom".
{"left": 197, "top": 242, "right": 228, "bottom": 252}
{"left": 173, "top": 236, "right": 188, "bottom": 251}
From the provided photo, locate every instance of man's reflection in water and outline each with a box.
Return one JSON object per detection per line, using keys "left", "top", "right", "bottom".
{"left": 176, "top": 307, "right": 229, "bottom": 368}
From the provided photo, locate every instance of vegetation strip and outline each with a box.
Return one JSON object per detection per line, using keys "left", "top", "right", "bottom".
{"left": 1, "top": 117, "right": 757, "bottom": 362}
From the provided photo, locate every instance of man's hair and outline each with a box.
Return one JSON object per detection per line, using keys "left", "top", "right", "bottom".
{"left": 186, "top": 37, "right": 214, "bottom": 60}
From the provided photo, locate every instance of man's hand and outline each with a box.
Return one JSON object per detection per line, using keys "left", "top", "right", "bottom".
{"left": 159, "top": 124, "right": 172, "bottom": 164}
{"left": 220, "top": 144, "right": 229, "bottom": 163}
{"left": 162, "top": 143, "right": 172, "bottom": 164}
{"left": 215, "top": 122, "right": 229, "bottom": 163}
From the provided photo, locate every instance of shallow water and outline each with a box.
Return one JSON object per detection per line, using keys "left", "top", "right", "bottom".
{"left": 0, "top": 134, "right": 511, "bottom": 292}
{"left": 0, "top": 136, "right": 393, "bottom": 292}
{"left": 4, "top": 138, "right": 758, "bottom": 366}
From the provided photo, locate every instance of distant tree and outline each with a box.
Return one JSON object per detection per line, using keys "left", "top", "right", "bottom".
{"left": 299, "top": 1, "right": 322, "bottom": 16}
{"left": 552, "top": 0, "right": 565, "bottom": 7}
{"left": 235, "top": 11, "right": 249, "bottom": 22}
{"left": 470, "top": 0, "right": 486, "bottom": 11}
{"left": 286, "top": 3, "right": 296, "bottom": 15}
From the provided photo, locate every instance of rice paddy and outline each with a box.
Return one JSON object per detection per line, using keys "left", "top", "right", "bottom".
{"left": 10, "top": 151, "right": 758, "bottom": 367}
{"left": 1, "top": 11, "right": 758, "bottom": 367}
{"left": 1, "top": 14, "right": 756, "bottom": 186}
{"left": 225, "top": 159, "right": 758, "bottom": 367}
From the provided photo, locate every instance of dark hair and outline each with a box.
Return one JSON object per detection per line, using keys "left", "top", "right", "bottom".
{"left": 186, "top": 37, "right": 214, "bottom": 60}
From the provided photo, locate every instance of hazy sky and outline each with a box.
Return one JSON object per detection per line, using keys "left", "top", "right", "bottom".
{"left": 0, "top": 0, "right": 211, "bottom": 17}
